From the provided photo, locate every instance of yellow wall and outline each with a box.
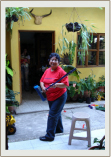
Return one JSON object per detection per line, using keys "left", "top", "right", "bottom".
{"left": 9, "top": 7, "right": 105, "bottom": 102}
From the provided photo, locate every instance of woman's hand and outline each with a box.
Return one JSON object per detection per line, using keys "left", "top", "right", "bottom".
{"left": 50, "top": 83, "right": 56, "bottom": 88}
{"left": 41, "top": 86, "right": 47, "bottom": 93}
{"left": 50, "top": 83, "right": 67, "bottom": 88}
{"left": 40, "top": 82, "right": 47, "bottom": 93}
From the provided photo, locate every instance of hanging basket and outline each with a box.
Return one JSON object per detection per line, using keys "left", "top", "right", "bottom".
{"left": 66, "top": 22, "right": 81, "bottom": 32}
{"left": 12, "top": 15, "right": 18, "bottom": 22}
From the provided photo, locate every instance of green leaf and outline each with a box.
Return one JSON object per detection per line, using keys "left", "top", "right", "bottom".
{"left": 6, "top": 67, "right": 13, "bottom": 76}
{"left": 91, "top": 25, "right": 96, "bottom": 28}
{"left": 64, "top": 37, "right": 69, "bottom": 48}
{"left": 10, "top": 21, "right": 14, "bottom": 29}
{"left": 94, "top": 138, "right": 100, "bottom": 143}
{"left": 6, "top": 106, "right": 10, "bottom": 113}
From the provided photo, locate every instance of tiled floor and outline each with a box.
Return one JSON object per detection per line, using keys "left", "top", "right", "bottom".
{"left": 8, "top": 91, "right": 105, "bottom": 150}
{"left": 8, "top": 129, "right": 105, "bottom": 150}
{"left": 15, "top": 91, "right": 105, "bottom": 114}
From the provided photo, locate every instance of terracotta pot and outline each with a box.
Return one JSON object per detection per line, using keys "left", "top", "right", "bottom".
{"left": 8, "top": 106, "right": 16, "bottom": 114}
{"left": 84, "top": 91, "right": 91, "bottom": 99}
{"left": 71, "top": 93, "right": 79, "bottom": 102}
{"left": 96, "top": 86, "right": 105, "bottom": 93}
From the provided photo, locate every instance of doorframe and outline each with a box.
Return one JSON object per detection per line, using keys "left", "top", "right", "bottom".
{"left": 18, "top": 30, "right": 55, "bottom": 104}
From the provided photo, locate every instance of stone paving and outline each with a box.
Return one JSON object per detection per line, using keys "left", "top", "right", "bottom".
{"left": 8, "top": 91, "right": 105, "bottom": 143}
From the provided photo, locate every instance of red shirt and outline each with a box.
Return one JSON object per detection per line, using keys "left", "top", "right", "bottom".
{"left": 40, "top": 66, "right": 69, "bottom": 101}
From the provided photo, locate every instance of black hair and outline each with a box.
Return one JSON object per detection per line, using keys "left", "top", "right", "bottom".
{"left": 22, "top": 48, "right": 29, "bottom": 56}
{"left": 48, "top": 52, "right": 60, "bottom": 63}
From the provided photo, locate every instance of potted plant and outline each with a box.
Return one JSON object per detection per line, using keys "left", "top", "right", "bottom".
{"left": 67, "top": 81, "right": 79, "bottom": 102}
{"left": 96, "top": 75, "right": 105, "bottom": 93}
{"left": 6, "top": 7, "right": 31, "bottom": 34}
{"left": 76, "top": 77, "right": 91, "bottom": 103}
{"left": 76, "top": 79, "right": 87, "bottom": 103}
{"left": 5, "top": 54, "right": 19, "bottom": 149}
{"left": 84, "top": 70, "right": 96, "bottom": 104}
{"left": 96, "top": 91, "right": 105, "bottom": 101}
{"left": 89, "top": 135, "right": 105, "bottom": 150}
{"left": 6, "top": 54, "right": 19, "bottom": 113}
{"left": 90, "top": 90, "right": 97, "bottom": 102}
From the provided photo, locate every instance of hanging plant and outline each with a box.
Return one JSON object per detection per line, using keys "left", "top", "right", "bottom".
{"left": 77, "top": 23, "right": 96, "bottom": 65}
{"left": 56, "top": 24, "right": 77, "bottom": 65}
{"left": 6, "top": 7, "right": 31, "bottom": 34}
{"left": 66, "top": 22, "right": 81, "bottom": 32}
{"left": 59, "top": 39, "right": 77, "bottom": 65}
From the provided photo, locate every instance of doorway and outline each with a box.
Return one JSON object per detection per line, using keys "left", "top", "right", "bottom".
{"left": 19, "top": 31, "right": 55, "bottom": 104}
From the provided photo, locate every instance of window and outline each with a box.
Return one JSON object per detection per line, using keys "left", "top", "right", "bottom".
{"left": 76, "top": 33, "right": 105, "bottom": 67}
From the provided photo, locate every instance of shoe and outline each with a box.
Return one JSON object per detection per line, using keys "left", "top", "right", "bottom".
{"left": 55, "top": 131, "right": 63, "bottom": 134}
{"left": 39, "top": 136, "right": 54, "bottom": 142}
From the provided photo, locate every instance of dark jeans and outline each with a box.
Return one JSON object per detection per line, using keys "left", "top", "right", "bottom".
{"left": 45, "top": 91, "right": 67, "bottom": 140}
{"left": 21, "top": 66, "right": 29, "bottom": 91}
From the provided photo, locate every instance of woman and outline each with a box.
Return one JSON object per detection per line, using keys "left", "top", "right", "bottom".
{"left": 21, "top": 48, "right": 30, "bottom": 91}
{"left": 39, "top": 52, "right": 69, "bottom": 141}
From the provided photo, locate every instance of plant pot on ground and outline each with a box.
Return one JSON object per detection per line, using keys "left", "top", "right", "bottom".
{"left": 6, "top": 54, "right": 19, "bottom": 149}
{"left": 84, "top": 70, "right": 96, "bottom": 103}
{"left": 96, "top": 86, "right": 105, "bottom": 93}
{"left": 6, "top": 113, "right": 16, "bottom": 149}
{"left": 78, "top": 97, "right": 84, "bottom": 103}
{"left": 66, "top": 92, "right": 71, "bottom": 102}
{"left": 88, "top": 135, "right": 105, "bottom": 150}
{"left": 84, "top": 90, "right": 91, "bottom": 101}
{"left": 8, "top": 106, "right": 16, "bottom": 114}
{"left": 90, "top": 91, "right": 97, "bottom": 102}
{"left": 86, "top": 97, "right": 91, "bottom": 104}
{"left": 77, "top": 92, "right": 84, "bottom": 103}
{"left": 71, "top": 93, "right": 79, "bottom": 102}
{"left": 96, "top": 75, "right": 105, "bottom": 93}
{"left": 96, "top": 91, "right": 105, "bottom": 101}
{"left": 91, "top": 97, "right": 95, "bottom": 102}
{"left": 67, "top": 82, "right": 78, "bottom": 102}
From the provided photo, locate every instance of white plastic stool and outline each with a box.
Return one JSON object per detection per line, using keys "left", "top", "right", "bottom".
{"left": 68, "top": 112, "right": 91, "bottom": 146}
